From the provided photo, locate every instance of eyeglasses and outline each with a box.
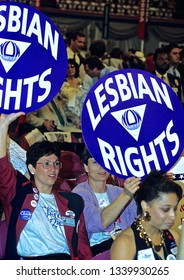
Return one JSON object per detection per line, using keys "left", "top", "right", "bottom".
{"left": 36, "top": 160, "right": 62, "bottom": 169}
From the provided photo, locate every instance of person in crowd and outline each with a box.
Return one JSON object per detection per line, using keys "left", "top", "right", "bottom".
{"left": 122, "top": 48, "right": 136, "bottom": 68}
{"left": 89, "top": 40, "right": 107, "bottom": 60}
{"left": 59, "top": 59, "right": 85, "bottom": 117}
{"left": 180, "top": 47, "right": 184, "bottom": 65}
{"left": 128, "top": 51, "right": 146, "bottom": 70}
{"left": 0, "top": 113, "right": 92, "bottom": 260}
{"left": 26, "top": 90, "right": 81, "bottom": 133}
{"left": 102, "top": 47, "right": 123, "bottom": 69}
{"left": 82, "top": 55, "right": 116, "bottom": 98}
{"left": 165, "top": 43, "right": 182, "bottom": 77}
{"left": 152, "top": 47, "right": 182, "bottom": 102}
{"left": 110, "top": 170, "right": 184, "bottom": 260}
{"left": 165, "top": 43, "right": 184, "bottom": 102}
{"left": 126, "top": 48, "right": 136, "bottom": 58}
{"left": 66, "top": 31, "right": 86, "bottom": 81}
{"left": 72, "top": 147, "right": 141, "bottom": 256}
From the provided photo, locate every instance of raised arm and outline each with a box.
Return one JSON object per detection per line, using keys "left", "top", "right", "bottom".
{"left": 101, "top": 176, "right": 140, "bottom": 228}
{"left": 0, "top": 113, "right": 25, "bottom": 158}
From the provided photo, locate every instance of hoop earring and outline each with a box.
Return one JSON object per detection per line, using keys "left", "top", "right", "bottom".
{"left": 143, "top": 211, "right": 151, "bottom": 222}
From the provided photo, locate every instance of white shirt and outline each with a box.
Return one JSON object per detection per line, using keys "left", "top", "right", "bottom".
{"left": 17, "top": 193, "right": 70, "bottom": 257}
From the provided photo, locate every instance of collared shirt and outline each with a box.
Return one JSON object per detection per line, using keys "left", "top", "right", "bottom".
{"left": 168, "top": 66, "right": 181, "bottom": 78}
{"left": 66, "top": 47, "right": 86, "bottom": 81}
{"left": 66, "top": 47, "right": 80, "bottom": 66}
{"left": 155, "top": 70, "right": 170, "bottom": 85}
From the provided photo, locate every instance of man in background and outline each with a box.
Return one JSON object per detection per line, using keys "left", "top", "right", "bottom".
{"left": 82, "top": 55, "right": 116, "bottom": 99}
{"left": 165, "top": 43, "right": 184, "bottom": 101}
{"left": 152, "top": 47, "right": 183, "bottom": 104}
{"left": 66, "top": 31, "right": 86, "bottom": 81}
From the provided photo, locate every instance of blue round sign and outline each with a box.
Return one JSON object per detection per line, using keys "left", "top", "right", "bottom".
{"left": 0, "top": 2, "right": 67, "bottom": 113}
{"left": 82, "top": 69, "right": 184, "bottom": 179}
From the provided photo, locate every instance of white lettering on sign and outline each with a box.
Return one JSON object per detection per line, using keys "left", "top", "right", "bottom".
{"left": 86, "top": 72, "right": 173, "bottom": 130}
{"left": 0, "top": 68, "right": 52, "bottom": 109}
{"left": 0, "top": 5, "right": 59, "bottom": 60}
{"left": 97, "top": 120, "right": 179, "bottom": 177}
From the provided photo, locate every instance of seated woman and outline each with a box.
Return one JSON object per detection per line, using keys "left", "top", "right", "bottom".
{"left": 72, "top": 147, "right": 141, "bottom": 257}
{"left": 110, "top": 170, "right": 184, "bottom": 260}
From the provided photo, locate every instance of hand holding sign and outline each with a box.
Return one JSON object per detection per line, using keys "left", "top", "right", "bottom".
{"left": 0, "top": 2, "right": 67, "bottom": 114}
{"left": 0, "top": 112, "right": 25, "bottom": 127}
{"left": 82, "top": 69, "right": 184, "bottom": 179}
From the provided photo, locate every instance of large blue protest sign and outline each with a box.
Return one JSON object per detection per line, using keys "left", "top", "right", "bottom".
{"left": 82, "top": 69, "right": 184, "bottom": 178}
{"left": 0, "top": 2, "right": 67, "bottom": 113}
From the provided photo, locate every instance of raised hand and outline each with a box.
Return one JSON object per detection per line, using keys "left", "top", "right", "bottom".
{"left": 0, "top": 112, "right": 25, "bottom": 127}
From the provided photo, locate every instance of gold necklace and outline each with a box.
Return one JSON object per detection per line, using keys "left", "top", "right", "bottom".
{"left": 135, "top": 218, "right": 164, "bottom": 252}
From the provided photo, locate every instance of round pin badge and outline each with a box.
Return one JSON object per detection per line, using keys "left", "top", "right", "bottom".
{"left": 82, "top": 69, "right": 184, "bottom": 179}
{"left": 65, "top": 210, "right": 75, "bottom": 219}
{"left": 0, "top": 2, "right": 67, "bottom": 114}
{"left": 166, "top": 254, "right": 176, "bottom": 260}
{"left": 20, "top": 208, "right": 32, "bottom": 220}
{"left": 34, "top": 193, "right": 39, "bottom": 200}
{"left": 31, "top": 200, "right": 37, "bottom": 207}
{"left": 170, "top": 246, "right": 177, "bottom": 255}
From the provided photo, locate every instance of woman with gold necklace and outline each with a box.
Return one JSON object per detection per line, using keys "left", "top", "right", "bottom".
{"left": 110, "top": 170, "right": 184, "bottom": 260}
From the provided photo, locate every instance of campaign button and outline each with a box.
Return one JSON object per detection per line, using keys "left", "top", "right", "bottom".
{"left": 20, "top": 208, "right": 32, "bottom": 220}
{"left": 33, "top": 187, "right": 38, "bottom": 193}
{"left": 82, "top": 69, "right": 184, "bottom": 179}
{"left": 0, "top": 2, "right": 67, "bottom": 114}
{"left": 65, "top": 210, "right": 75, "bottom": 219}
{"left": 166, "top": 254, "right": 176, "bottom": 260}
{"left": 31, "top": 200, "right": 37, "bottom": 207}
{"left": 34, "top": 194, "right": 39, "bottom": 200}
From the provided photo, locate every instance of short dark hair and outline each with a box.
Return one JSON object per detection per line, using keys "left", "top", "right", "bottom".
{"left": 153, "top": 47, "right": 168, "bottom": 62}
{"left": 26, "top": 140, "right": 61, "bottom": 171}
{"left": 164, "top": 43, "right": 181, "bottom": 54}
{"left": 134, "top": 170, "right": 183, "bottom": 216}
{"left": 89, "top": 40, "right": 106, "bottom": 58}
{"left": 110, "top": 47, "right": 123, "bottom": 59}
{"left": 83, "top": 56, "right": 104, "bottom": 70}
{"left": 67, "top": 31, "right": 85, "bottom": 43}
{"left": 81, "top": 147, "right": 92, "bottom": 165}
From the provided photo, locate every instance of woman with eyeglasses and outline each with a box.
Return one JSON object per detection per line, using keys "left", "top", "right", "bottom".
{"left": 0, "top": 113, "right": 92, "bottom": 260}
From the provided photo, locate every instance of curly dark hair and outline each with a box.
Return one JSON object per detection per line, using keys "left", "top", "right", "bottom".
{"left": 134, "top": 170, "right": 183, "bottom": 216}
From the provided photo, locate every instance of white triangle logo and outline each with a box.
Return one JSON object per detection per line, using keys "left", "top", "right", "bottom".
{"left": 111, "top": 104, "right": 146, "bottom": 141}
{"left": 0, "top": 39, "right": 31, "bottom": 73}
